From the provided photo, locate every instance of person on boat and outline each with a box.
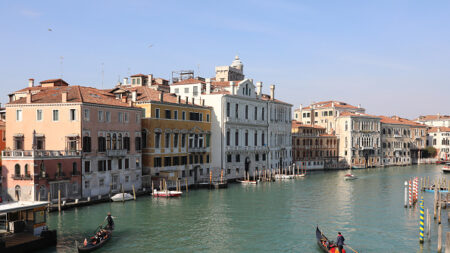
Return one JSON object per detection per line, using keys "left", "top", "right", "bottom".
{"left": 336, "top": 232, "right": 345, "bottom": 253}
{"left": 104, "top": 212, "right": 115, "bottom": 230}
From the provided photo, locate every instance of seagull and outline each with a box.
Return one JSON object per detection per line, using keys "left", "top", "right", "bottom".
{"left": 148, "top": 44, "right": 153, "bottom": 48}
{"left": 48, "top": 28, "right": 52, "bottom": 32}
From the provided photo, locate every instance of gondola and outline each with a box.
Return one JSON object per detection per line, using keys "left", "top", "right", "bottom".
{"left": 316, "top": 226, "right": 346, "bottom": 253}
{"left": 77, "top": 226, "right": 113, "bottom": 252}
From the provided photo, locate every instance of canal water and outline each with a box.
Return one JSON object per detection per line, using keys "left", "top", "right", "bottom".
{"left": 42, "top": 164, "right": 448, "bottom": 252}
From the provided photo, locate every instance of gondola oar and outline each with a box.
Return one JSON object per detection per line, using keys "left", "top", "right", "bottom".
{"left": 345, "top": 244, "right": 358, "bottom": 253}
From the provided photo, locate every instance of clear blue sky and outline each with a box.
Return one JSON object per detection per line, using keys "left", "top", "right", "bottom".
{"left": 1, "top": 0, "right": 449, "bottom": 118}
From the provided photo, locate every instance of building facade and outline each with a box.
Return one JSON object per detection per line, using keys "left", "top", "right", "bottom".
{"left": 379, "top": 116, "right": 413, "bottom": 166}
{"left": 2, "top": 78, "right": 142, "bottom": 201}
{"left": 292, "top": 121, "right": 338, "bottom": 170}
{"left": 427, "top": 127, "right": 450, "bottom": 160}
{"left": 293, "top": 101, "right": 365, "bottom": 133}
{"left": 415, "top": 114, "right": 450, "bottom": 127}
{"left": 335, "top": 112, "right": 381, "bottom": 168}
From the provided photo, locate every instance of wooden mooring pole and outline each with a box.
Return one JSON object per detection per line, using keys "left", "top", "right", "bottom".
{"left": 438, "top": 224, "right": 443, "bottom": 253}
{"left": 132, "top": 184, "right": 136, "bottom": 200}
{"left": 58, "top": 189, "right": 61, "bottom": 212}
{"left": 185, "top": 178, "right": 188, "bottom": 192}
{"left": 445, "top": 232, "right": 450, "bottom": 253}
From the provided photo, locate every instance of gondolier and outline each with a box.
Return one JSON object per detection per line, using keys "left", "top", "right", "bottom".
{"left": 104, "top": 212, "right": 115, "bottom": 230}
{"left": 336, "top": 232, "right": 345, "bottom": 253}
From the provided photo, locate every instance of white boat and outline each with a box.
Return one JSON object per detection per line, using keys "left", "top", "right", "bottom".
{"left": 442, "top": 163, "right": 450, "bottom": 173}
{"left": 111, "top": 193, "right": 134, "bottom": 202}
{"left": 152, "top": 190, "right": 183, "bottom": 197}
{"left": 237, "top": 180, "right": 258, "bottom": 185}
{"left": 344, "top": 174, "right": 357, "bottom": 180}
{"left": 274, "top": 174, "right": 294, "bottom": 180}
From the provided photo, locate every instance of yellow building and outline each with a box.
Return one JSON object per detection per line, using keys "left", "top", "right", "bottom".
{"left": 109, "top": 82, "right": 212, "bottom": 188}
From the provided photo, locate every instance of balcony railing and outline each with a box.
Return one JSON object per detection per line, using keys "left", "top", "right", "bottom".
{"left": 11, "top": 174, "right": 33, "bottom": 180}
{"left": 106, "top": 149, "right": 128, "bottom": 157}
{"left": 2, "top": 150, "right": 82, "bottom": 158}
{"left": 188, "top": 147, "right": 210, "bottom": 153}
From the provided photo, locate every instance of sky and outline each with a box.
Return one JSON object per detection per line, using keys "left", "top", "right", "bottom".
{"left": 1, "top": 0, "right": 449, "bottom": 119}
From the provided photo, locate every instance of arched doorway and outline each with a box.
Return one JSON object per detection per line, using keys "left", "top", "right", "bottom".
{"left": 245, "top": 157, "right": 250, "bottom": 178}
{"left": 15, "top": 185, "right": 21, "bottom": 201}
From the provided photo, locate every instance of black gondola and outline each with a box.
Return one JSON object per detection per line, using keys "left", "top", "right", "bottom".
{"left": 316, "top": 226, "right": 346, "bottom": 253}
{"left": 77, "top": 226, "right": 112, "bottom": 253}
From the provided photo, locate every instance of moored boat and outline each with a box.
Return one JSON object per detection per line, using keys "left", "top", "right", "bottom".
{"left": 152, "top": 190, "right": 182, "bottom": 197}
{"left": 316, "top": 226, "right": 346, "bottom": 253}
{"left": 110, "top": 193, "right": 134, "bottom": 202}
{"left": 237, "top": 179, "right": 258, "bottom": 185}
{"left": 77, "top": 226, "right": 112, "bottom": 252}
{"left": 274, "top": 174, "right": 294, "bottom": 180}
{"left": 442, "top": 163, "right": 450, "bottom": 173}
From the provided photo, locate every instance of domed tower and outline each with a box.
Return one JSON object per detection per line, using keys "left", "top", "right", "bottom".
{"left": 230, "top": 55, "right": 244, "bottom": 72}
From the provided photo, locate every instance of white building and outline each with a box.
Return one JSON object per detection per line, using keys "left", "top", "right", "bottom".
{"left": 169, "top": 57, "right": 292, "bottom": 179}
{"left": 427, "top": 127, "right": 450, "bottom": 159}
{"left": 415, "top": 114, "right": 450, "bottom": 127}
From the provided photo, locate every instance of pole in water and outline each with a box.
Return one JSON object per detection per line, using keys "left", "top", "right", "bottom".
{"left": 438, "top": 224, "right": 442, "bottom": 253}
{"left": 419, "top": 196, "right": 424, "bottom": 244}
{"left": 404, "top": 181, "right": 408, "bottom": 208}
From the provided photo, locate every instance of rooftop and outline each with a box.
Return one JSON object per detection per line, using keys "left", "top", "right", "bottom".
{"left": 429, "top": 126, "right": 450, "bottom": 133}
{"left": 415, "top": 114, "right": 450, "bottom": 121}
{"left": 379, "top": 115, "right": 427, "bottom": 127}
{"left": 0, "top": 201, "right": 48, "bottom": 214}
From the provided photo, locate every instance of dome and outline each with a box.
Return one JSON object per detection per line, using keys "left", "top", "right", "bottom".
{"left": 230, "top": 55, "right": 243, "bottom": 70}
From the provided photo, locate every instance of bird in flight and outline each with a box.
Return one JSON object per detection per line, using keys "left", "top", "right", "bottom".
{"left": 148, "top": 44, "right": 153, "bottom": 48}
{"left": 48, "top": 28, "right": 53, "bottom": 32}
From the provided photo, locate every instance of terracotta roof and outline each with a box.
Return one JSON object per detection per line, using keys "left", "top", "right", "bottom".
{"left": 40, "top": 78, "right": 66, "bottom": 84}
{"left": 379, "top": 116, "right": 427, "bottom": 127}
{"left": 428, "top": 127, "right": 450, "bottom": 133}
{"left": 415, "top": 114, "right": 450, "bottom": 121}
{"left": 339, "top": 111, "right": 379, "bottom": 118}
{"left": 211, "top": 81, "right": 230, "bottom": 87}
{"left": 297, "top": 100, "right": 361, "bottom": 110}
{"left": 130, "top": 74, "right": 147, "bottom": 77}
{"left": 291, "top": 121, "right": 325, "bottom": 129}
{"left": 172, "top": 78, "right": 205, "bottom": 85}
{"left": 9, "top": 85, "right": 134, "bottom": 107}
{"left": 260, "top": 94, "right": 292, "bottom": 105}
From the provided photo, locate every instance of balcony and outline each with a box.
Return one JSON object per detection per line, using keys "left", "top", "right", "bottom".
{"left": 188, "top": 147, "right": 210, "bottom": 153}
{"left": 10, "top": 174, "right": 33, "bottom": 180}
{"left": 2, "top": 150, "right": 81, "bottom": 158}
{"left": 393, "top": 134, "right": 402, "bottom": 138}
{"left": 106, "top": 149, "right": 128, "bottom": 157}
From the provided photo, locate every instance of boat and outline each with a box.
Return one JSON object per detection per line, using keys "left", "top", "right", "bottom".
{"left": 316, "top": 226, "right": 346, "bottom": 253}
{"left": 274, "top": 174, "right": 294, "bottom": 180}
{"left": 110, "top": 193, "right": 134, "bottom": 202}
{"left": 152, "top": 189, "right": 182, "bottom": 197}
{"left": 237, "top": 179, "right": 258, "bottom": 185}
{"left": 442, "top": 163, "right": 450, "bottom": 173}
{"left": 424, "top": 185, "right": 449, "bottom": 193}
{"left": 344, "top": 174, "right": 357, "bottom": 180}
{"left": 77, "top": 226, "right": 112, "bottom": 252}
{"left": 351, "top": 165, "right": 365, "bottom": 169}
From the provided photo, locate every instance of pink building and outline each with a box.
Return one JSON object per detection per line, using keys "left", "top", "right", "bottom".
{"left": 2, "top": 78, "right": 142, "bottom": 201}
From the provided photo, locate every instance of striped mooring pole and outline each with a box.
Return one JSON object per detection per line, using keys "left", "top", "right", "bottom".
{"left": 419, "top": 196, "right": 425, "bottom": 244}
{"left": 409, "top": 180, "right": 413, "bottom": 207}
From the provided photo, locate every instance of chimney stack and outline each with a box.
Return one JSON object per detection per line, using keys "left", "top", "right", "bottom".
{"left": 256, "top": 82, "right": 262, "bottom": 96}
{"left": 270, "top": 85, "right": 275, "bottom": 100}
{"left": 299, "top": 104, "right": 303, "bottom": 111}
{"left": 121, "top": 95, "right": 128, "bottom": 103}
{"left": 159, "top": 92, "right": 164, "bottom": 102}
{"left": 177, "top": 95, "right": 181, "bottom": 104}
{"left": 201, "top": 99, "right": 205, "bottom": 106}
{"left": 28, "top": 78, "right": 34, "bottom": 87}
{"left": 62, "top": 91, "right": 68, "bottom": 103}
{"left": 191, "top": 97, "right": 195, "bottom": 105}
{"left": 123, "top": 77, "right": 128, "bottom": 86}
{"left": 147, "top": 74, "right": 153, "bottom": 86}
{"left": 185, "top": 96, "right": 189, "bottom": 104}
{"left": 206, "top": 78, "right": 211, "bottom": 94}
{"left": 131, "top": 91, "right": 137, "bottom": 102}
{"left": 26, "top": 90, "right": 32, "bottom": 103}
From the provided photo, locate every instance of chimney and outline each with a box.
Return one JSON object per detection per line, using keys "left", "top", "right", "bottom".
{"left": 177, "top": 95, "right": 181, "bottom": 104}
{"left": 26, "top": 90, "right": 32, "bottom": 103}
{"left": 299, "top": 104, "right": 303, "bottom": 111}
{"left": 159, "top": 92, "right": 164, "bottom": 102}
{"left": 270, "top": 85, "right": 275, "bottom": 100}
{"left": 62, "top": 91, "right": 68, "bottom": 103}
{"left": 256, "top": 82, "right": 262, "bottom": 96}
{"left": 229, "top": 82, "right": 235, "bottom": 95}
{"left": 185, "top": 96, "right": 189, "bottom": 104}
{"left": 121, "top": 96, "right": 128, "bottom": 103}
{"left": 123, "top": 77, "right": 128, "bottom": 86}
{"left": 28, "top": 78, "right": 34, "bottom": 87}
{"left": 201, "top": 99, "right": 205, "bottom": 106}
{"left": 331, "top": 102, "right": 335, "bottom": 107}
{"left": 437, "top": 113, "right": 440, "bottom": 119}
{"left": 191, "top": 97, "right": 195, "bottom": 105}
{"left": 147, "top": 74, "right": 153, "bottom": 86}
{"left": 358, "top": 104, "right": 361, "bottom": 108}
{"left": 131, "top": 91, "right": 137, "bottom": 102}
{"left": 206, "top": 78, "right": 211, "bottom": 94}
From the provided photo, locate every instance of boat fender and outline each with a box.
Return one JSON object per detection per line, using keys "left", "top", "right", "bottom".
{"left": 84, "top": 238, "right": 87, "bottom": 246}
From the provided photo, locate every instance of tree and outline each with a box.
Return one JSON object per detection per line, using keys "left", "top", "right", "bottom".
{"left": 423, "top": 146, "right": 437, "bottom": 158}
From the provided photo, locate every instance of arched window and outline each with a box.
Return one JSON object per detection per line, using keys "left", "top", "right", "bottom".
{"left": 112, "top": 134, "right": 117, "bottom": 150}
{"left": 15, "top": 185, "right": 21, "bottom": 200}
{"left": 73, "top": 162, "right": 77, "bottom": 175}
{"left": 24, "top": 164, "right": 29, "bottom": 176}
{"left": 39, "top": 185, "right": 46, "bottom": 200}
{"left": 40, "top": 163, "right": 46, "bottom": 177}
{"left": 142, "top": 130, "right": 147, "bottom": 148}
{"left": 106, "top": 133, "right": 111, "bottom": 150}
{"left": 14, "top": 164, "right": 20, "bottom": 176}
{"left": 118, "top": 133, "right": 123, "bottom": 150}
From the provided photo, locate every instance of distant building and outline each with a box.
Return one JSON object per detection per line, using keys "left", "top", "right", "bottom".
{"left": 379, "top": 116, "right": 414, "bottom": 166}
{"left": 427, "top": 127, "right": 450, "bottom": 160}
{"left": 291, "top": 121, "right": 338, "bottom": 170}
{"left": 415, "top": 114, "right": 450, "bottom": 127}
{"left": 2, "top": 78, "right": 142, "bottom": 201}
{"left": 335, "top": 112, "right": 382, "bottom": 168}
{"left": 293, "top": 101, "right": 365, "bottom": 133}
{"left": 109, "top": 83, "right": 212, "bottom": 188}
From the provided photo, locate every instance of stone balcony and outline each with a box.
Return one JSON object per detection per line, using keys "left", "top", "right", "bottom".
{"left": 188, "top": 147, "right": 210, "bottom": 153}
{"left": 2, "top": 150, "right": 81, "bottom": 159}
{"left": 106, "top": 149, "right": 128, "bottom": 157}
{"left": 225, "top": 146, "right": 269, "bottom": 153}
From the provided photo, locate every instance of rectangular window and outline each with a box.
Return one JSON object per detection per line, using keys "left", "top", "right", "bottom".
{"left": 181, "top": 134, "right": 186, "bottom": 148}
{"left": 174, "top": 88, "right": 179, "bottom": 93}
{"left": 118, "top": 112, "right": 123, "bottom": 123}
{"left": 235, "top": 130, "right": 239, "bottom": 146}
{"left": 165, "top": 133, "right": 170, "bottom": 148}
{"left": 165, "top": 110, "right": 171, "bottom": 119}
{"left": 184, "top": 87, "right": 189, "bottom": 93}
{"left": 254, "top": 107, "right": 257, "bottom": 120}
{"left": 118, "top": 159, "right": 122, "bottom": 169}
{"left": 262, "top": 108, "right": 265, "bottom": 121}
{"left": 164, "top": 157, "right": 171, "bottom": 167}
{"left": 193, "top": 86, "right": 198, "bottom": 96}
{"left": 236, "top": 154, "right": 240, "bottom": 162}
{"left": 124, "top": 112, "right": 129, "bottom": 122}
{"left": 235, "top": 104, "right": 239, "bottom": 118}
{"left": 254, "top": 132, "right": 257, "bottom": 146}
{"left": 84, "top": 109, "right": 90, "bottom": 121}
{"left": 53, "top": 110, "right": 59, "bottom": 121}
{"left": 226, "top": 102, "right": 230, "bottom": 117}
{"left": 106, "top": 111, "right": 111, "bottom": 122}
{"left": 206, "top": 114, "right": 210, "bottom": 122}
{"left": 125, "top": 158, "right": 129, "bottom": 169}
{"left": 174, "top": 110, "right": 178, "bottom": 120}
{"left": 36, "top": 109, "right": 43, "bottom": 121}
{"left": 108, "top": 160, "right": 112, "bottom": 170}
{"left": 16, "top": 109, "right": 22, "bottom": 121}
{"left": 174, "top": 133, "right": 179, "bottom": 148}
{"left": 85, "top": 180, "right": 90, "bottom": 189}
{"left": 154, "top": 157, "right": 162, "bottom": 167}
{"left": 155, "top": 108, "right": 160, "bottom": 118}
{"left": 98, "top": 110, "right": 104, "bottom": 122}
{"left": 226, "top": 131, "right": 230, "bottom": 146}
{"left": 245, "top": 105, "right": 248, "bottom": 119}
{"left": 70, "top": 109, "right": 76, "bottom": 121}
{"left": 84, "top": 161, "right": 91, "bottom": 173}
{"left": 189, "top": 112, "right": 200, "bottom": 121}
{"left": 182, "top": 111, "right": 186, "bottom": 120}
{"left": 227, "top": 154, "right": 232, "bottom": 163}
{"left": 155, "top": 133, "right": 161, "bottom": 148}
{"left": 199, "top": 113, "right": 203, "bottom": 121}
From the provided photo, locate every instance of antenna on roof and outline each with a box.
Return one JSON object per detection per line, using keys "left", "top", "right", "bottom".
{"left": 101, "top": 62, "right": 104, "bottom": 89}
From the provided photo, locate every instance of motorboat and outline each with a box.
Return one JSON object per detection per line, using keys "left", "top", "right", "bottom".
{"left": 152, "top": 190, "right": 182, "bottom": 197}
{"left": 442, "top": 163, "right": 450, "bottom": 173}
{"left": 237, "top": 180, "right": 258, "bottom": 185}
{"left": 110, "top": 193, "right": 134, "bottom": 202}
{"left": 344, "top": 174, "right": 357, "bottom": 180}
{"left": 274, "top": 174, "right": 294, "bottom": 180}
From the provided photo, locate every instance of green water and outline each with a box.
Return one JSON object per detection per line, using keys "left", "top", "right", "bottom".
{"left": 43, "top": 165, "right": 448, "bottom": 252}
